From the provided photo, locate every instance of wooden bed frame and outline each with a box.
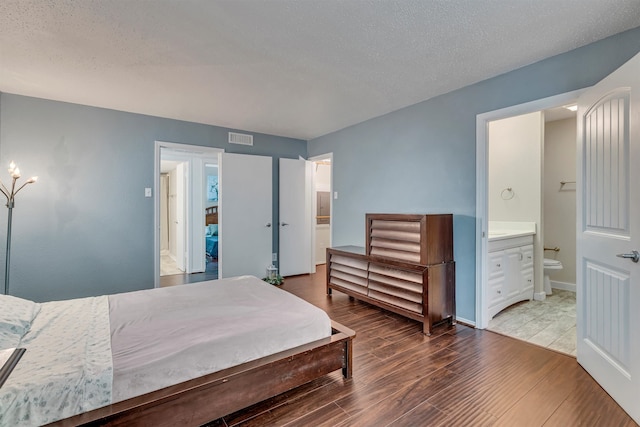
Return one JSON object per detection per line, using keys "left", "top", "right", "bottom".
{"left": 49, "top": 321, "right": 355, "bottom": 427}
{"left": 205, "top": 206, "right": 218, "bottom": 225}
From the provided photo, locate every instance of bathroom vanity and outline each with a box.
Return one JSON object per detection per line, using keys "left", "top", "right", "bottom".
{"left": 487, "top": 223, "right": 535, "bottom": 318}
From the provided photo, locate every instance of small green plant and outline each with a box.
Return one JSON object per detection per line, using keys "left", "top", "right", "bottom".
{"left": 262, "top": 275, "right": 284, "bottom": 286}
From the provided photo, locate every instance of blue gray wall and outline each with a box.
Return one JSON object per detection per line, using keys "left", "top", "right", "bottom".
{"left": 308, "top": 27, "right": 640, "bottom": 322}
{"left": 0, "top": 94, "right": 306, "bottom": 301}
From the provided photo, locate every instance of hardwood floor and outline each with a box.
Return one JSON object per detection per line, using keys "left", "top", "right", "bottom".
{"left": 205, "top": 265, "right": 636, "bottom": 427}
{"left": 159, "top": 260, "right": 218, "bottom": 287}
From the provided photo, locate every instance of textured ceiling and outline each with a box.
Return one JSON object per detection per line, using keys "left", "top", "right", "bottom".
{"left": 1, "top": 1, "right": 639, "bottom": 140}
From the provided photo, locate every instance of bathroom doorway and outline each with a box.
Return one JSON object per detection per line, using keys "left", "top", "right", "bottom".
{"left": 308, "top": 154, "right": 333, "bottom": 271}
{"left": 489, "top": 107, "right": 578, "bottom": 356}
{"left": 475, "top": 90, "right": 581, "bottom": 356}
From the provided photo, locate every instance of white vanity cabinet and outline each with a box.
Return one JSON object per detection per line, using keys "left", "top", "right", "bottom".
{"left": 487, "top": 235, "right": 534, "bottom": 319}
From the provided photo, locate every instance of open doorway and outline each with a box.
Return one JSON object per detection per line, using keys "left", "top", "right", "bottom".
{"left": 204, "top": 162, "right": 219, "bottom": 280}
{"left": 475, "top": 90, "right": 584, "bottom": 330}
{"left": 483, "top": 106, "right": 578, "bottom": 356}
{"left": 154, "top": 141, "right": 223, "bottom": 287}
{"left": 312, "top": 157, "right": 332, "bottom": 268}
{"left": 160, "top": 160, "right": 187, "bottom": 276}
{"left": 308, "top": 154, "right": 333, "bottom": 272}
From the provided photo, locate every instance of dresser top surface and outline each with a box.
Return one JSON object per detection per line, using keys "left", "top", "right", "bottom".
{"left": 329, "top": 245, "right": 366, "bottom": 255}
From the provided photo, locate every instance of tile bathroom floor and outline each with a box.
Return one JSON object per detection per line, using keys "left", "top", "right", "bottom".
{"left": 487, "top": 289, "right": 576, "bottom": 356}
{"left": 160, "top": 249, "right": 185, "bottom": 276}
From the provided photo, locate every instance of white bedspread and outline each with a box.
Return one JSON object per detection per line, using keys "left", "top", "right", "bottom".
{"left": 109, "top": 275, "right": 331, "bottom": 402}
{"left": 0, "top": 296, "right": 112, "bottom": 427}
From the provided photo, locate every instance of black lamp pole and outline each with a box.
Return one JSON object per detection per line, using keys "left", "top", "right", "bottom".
{"left": 0, "top": 162, "right": 37, "bottom": 295}
{"left": 4, "top": 201, "right": 13, "bottom": 295}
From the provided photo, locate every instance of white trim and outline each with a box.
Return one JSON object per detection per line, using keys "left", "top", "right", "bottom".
{"left": 154, "top": 141, "right": 224, "bottom": 288}
{"left": 456, "top": 317, "right": 476, "bottom": 327}
{"left": 533, "top": 292, "right": 547, "bottom": 301}
{"left": 551, "top": 280, "right": 576, "bottom": 292}
{"left": 475, "top": 89, "right": 585, "bottom": 329}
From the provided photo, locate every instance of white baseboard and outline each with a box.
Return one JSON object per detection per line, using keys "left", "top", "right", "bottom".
{"left": 551, "top": 280, "right": 576, "bottom": 293}
{"left": 533, "top": 292, "right": 546, "bottom": 301}
{"left": 456, "top": 316, "right": 475, "bottom": 327}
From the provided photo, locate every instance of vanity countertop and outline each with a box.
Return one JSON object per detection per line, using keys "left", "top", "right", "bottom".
{"left": 487, "top": 221, "right": 536, "bottom": 242}
{"left": 488, "top": 230, "right": 536, "bottom": 241}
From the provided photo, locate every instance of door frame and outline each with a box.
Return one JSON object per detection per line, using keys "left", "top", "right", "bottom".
{"left": 174, "top": 161, "right": 187, "bottom": 271}
{"left": 154, "top": 141, "right": 224, "bottom": 288}
{"left": 474, "top": 89, "right": 585, "bottom": 328}
{"left": 308, "top": 153, "right": 333, "bottom": 274}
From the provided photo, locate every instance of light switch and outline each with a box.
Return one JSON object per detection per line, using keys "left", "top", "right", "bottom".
{"left": 145, "top": 187, "right": 152, "bottom": 198}
{"left": 333, "top": 191, "right": 338, "bottom": 200}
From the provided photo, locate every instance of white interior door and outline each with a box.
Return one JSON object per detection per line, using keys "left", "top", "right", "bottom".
{"left": 577, "top": 52, "right": 640, "bottom": 423}
{"left": 279, "top": 158, "right": 313, "bottom": 276}
{"left": 219, "top": 153, "right": 272, "bottom": 278}
{"left": 175, "top": 162, "right": 186, "bottom": 271}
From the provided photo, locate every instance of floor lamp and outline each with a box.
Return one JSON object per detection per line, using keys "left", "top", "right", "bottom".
{"left": 0, "top": 162, "right": 37, "bottom": 295}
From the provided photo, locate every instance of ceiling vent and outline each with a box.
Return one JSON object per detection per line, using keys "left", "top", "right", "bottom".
{"left": 228, "top": 132, "right": 253, "bottom": 146}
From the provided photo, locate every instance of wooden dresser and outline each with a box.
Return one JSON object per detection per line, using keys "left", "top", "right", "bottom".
{"left": 326, "top": 214, "right": 455, "bottom": 335}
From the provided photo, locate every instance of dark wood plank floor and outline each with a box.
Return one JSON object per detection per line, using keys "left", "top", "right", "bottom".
{"left": 204, "top": 265, "right": 636, "bottom": 427}
{"left": 160, "top": 260, "right": 218, "bottom": 287}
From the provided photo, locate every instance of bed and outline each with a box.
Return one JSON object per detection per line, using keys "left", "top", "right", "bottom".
{"left": 205, "top": 206, "right": 218, "bottom": 226}
{"left": 0, "top": 276, "right": 355, "bottom": 426}
{"left": 206, "top": 224, "right": 218, "bottom": 259}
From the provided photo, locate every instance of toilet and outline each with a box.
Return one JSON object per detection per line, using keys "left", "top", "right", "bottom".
{"left": 543, "top": 258, "right": 563, "bottom": 295}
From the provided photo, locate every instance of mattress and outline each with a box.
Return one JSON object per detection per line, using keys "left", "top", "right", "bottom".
{"left": 109, "top": 275, "right": 332, "bottom": 402}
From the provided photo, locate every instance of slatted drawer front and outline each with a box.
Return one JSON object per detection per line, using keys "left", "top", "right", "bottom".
{"left": 329, "top": 254, "right": 368, "bottom": 294}
{"left": 329, "top": 275, "right": 368, "bottom": 295}
{"left": 367, "top": 264, "right": 423, "bottom": 314}
{"left": 330, "top": 261, "right": 368, "bottom": 279}
{"left": 369, "top": 220, "right": 422, "bottom": 263}
{"left": 330, "top": 254, "right": 369, "bottom": 271}
{"left": 368, "top": 290, "right": 423, "bottom": 314}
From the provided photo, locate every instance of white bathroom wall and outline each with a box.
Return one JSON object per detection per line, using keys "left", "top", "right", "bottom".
{"left": 544, "top": 117, "right": 577, "bottom": 286}
{"left": 488, "top": 111, "right": 543, "bottom": 293}
{"left": 315, "top": 163, "right": 331, "bottom": 192}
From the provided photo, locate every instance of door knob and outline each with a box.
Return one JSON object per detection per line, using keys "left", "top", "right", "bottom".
{"left": 281, "top": 222, "right": 289, "bottom": 226}
{"left": 265, "top": 223, "right": 271, "bottom": 228}
{"left": 616, "top": 250, "right": 639, "bottom": 263}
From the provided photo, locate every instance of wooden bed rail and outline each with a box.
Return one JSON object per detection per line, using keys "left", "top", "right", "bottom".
{"left": 49, "top": 320, "right": 355, "bottom": 427}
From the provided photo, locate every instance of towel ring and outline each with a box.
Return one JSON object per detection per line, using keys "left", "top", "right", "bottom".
{"left": 501, "top": 187, "right": 515, "bottom": 200}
